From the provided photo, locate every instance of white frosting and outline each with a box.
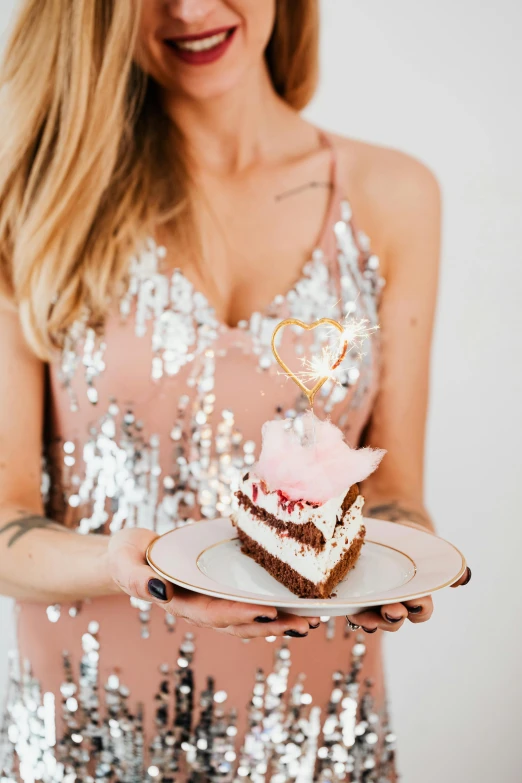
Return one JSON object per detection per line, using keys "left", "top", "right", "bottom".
{"left": 233, "top": 495, "right": 365, "bottom": 585}
{"left": 241, "top": 473, "right": 347, "bottom": 541}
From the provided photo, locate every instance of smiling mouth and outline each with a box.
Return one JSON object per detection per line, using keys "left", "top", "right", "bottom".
{"left": 165, "top": 26, "right": 237, "bottom": 60}
{"left": 173, "top": 29, "right": 232, "bottom": 52}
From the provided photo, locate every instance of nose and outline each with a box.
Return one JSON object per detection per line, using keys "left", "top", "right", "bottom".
{"left": 166, "top": 0, "right": 218, "bottom": 24}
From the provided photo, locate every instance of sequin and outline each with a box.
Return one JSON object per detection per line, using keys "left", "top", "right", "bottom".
{"left": 68, "top": 405, "right": 162, "bottom": 534}
{"left": 121, "top": 240, "right": 219, "bottom": 381}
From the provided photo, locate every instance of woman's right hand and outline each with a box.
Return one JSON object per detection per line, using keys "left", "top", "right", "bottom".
{"left": 107, "top": 527, "right": 318, "bottom": 639}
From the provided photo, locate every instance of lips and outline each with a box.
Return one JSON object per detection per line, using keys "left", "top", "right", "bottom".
{"left": 165, "top": 26, "right": 237, "bottom": 66}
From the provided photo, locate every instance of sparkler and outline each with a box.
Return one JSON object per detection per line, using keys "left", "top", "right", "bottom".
{"left": 296, "top": 317, "right": 378, "bottom": 388}
{"left": 271, "top": 316, "right": 378, "bottom": 407}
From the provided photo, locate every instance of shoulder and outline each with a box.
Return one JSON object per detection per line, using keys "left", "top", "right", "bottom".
{"left": 327, "top": 133, "right": 441, "bottom": 274}
{"left": 331, "top": 133, "right": 440, "bottom": 209}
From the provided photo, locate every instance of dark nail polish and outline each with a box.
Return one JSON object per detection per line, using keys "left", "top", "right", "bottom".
{"left": 255, "top": 616, "right": 276, "bottom": 623}
{"left": 408, "top": 605, "right": 422, "bottom": 614}
{"left": 384, "top": 614, "right": 402, "bottom": 624}
{"left": 362, "top": 627, "right": 377, "bottom": 634}
{"left": 148, "top": 578, "right": 168, "bottom": 602}
{"left": 284, "top": 630, "right": 308, "bottom": 638}
{"left": 309, "top": 622, "right": 321, "bottom": 629}
{"left": 461, "top": 567, "right": 472, "bottom": 586}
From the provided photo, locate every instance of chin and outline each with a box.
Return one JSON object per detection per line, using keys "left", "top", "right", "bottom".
{"left": 174, "top": 71, "right": 249, "bottom": 102}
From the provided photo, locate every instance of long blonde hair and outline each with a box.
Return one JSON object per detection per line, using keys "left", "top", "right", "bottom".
{"left": 0, "top": 0, "right": 319, "bottom": 358}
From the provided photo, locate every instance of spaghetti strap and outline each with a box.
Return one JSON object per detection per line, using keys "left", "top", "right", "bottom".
{"left": 314, "top": 129, "right": 343, "bottom": 254}
{"left": 317, "top": 129, "right": 338, "bottom": 183}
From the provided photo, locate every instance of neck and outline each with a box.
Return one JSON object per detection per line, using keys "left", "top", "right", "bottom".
{"left": 161, "top": 63, "right": 292, "bottom": 175}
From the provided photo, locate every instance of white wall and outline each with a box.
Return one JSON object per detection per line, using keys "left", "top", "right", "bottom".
{"left": 1, "top": 1, "right": 521, "bottom": 781}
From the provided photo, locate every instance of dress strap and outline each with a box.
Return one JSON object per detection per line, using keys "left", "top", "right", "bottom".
{"left": 314, "top": 129, "right": 343, "bottom": 254}
{"left": 313, "top": 130, "right": 378, "bottom": 305}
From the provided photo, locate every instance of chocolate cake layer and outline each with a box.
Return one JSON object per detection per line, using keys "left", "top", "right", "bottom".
{"left": 236, "top": 492, "right": 325, "bottom": 549}
{"left": 235, "top": 484, "right": 360, "bottom": 552}
{"left": 237, "top": 527, "right": 365, "bottom": 600}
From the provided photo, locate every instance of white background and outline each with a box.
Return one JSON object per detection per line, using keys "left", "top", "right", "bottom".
{"left": 1, "top": 1, "right": 521, "bottom": 781}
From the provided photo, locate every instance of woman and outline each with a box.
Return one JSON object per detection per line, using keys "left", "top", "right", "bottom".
{"left": 0, "top": 1, "right": 471, "bottom": 780}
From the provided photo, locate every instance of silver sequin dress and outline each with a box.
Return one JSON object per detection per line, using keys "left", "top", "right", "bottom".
{"left": 0, "top": 137, "right": 396, "bottom": 783}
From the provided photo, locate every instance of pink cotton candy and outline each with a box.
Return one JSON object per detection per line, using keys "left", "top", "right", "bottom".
{"left": 254, "top": 412, "right": 386, "bottom": 504}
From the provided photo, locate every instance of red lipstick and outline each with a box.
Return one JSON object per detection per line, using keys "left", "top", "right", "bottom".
{"left": 165, "top": 26, "right": 237, "bottom": 66}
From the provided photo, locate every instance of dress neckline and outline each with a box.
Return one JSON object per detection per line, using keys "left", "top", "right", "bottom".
{"left": 156, "top": 129, "right": 342, "bottom": 333}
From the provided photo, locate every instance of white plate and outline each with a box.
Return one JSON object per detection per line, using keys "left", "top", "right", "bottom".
{"left": 146, "top": 517, "right": 466, "bottom": 617}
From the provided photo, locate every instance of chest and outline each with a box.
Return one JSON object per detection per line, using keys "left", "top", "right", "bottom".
{"left": 159, "top": 150, "right": 335, "bottom": 327}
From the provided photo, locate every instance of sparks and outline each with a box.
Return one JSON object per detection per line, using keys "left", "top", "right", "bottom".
{"left": 296, "top": 345, "right": 342, "bottom": 384}
{"left": 341, "top": 317, "right": 379, "bottom": 349}
{"left": 295, "top": 316, "right": 379, "bottom": 387}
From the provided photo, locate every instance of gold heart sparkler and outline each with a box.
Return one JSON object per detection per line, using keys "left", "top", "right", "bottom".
{"left": 271, "top": 318, "right": 349, "bottom": 407}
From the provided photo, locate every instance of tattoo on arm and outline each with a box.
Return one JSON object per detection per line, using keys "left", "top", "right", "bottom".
{"left": 366, "top": 502, "right": 432, "bottom": 528}
{"left": 275, "top": 181, "right": 333, "bottom": 202}
{"left": 0, "top": 514, "right": 67, "bottom": 547}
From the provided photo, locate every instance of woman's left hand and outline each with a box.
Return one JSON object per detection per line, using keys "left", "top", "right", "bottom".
{"left": 346, "top": 566, "right": 471, "bottom": 633}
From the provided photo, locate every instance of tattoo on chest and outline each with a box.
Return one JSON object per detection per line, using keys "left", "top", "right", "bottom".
{"left": 275, "top": 180, "right": 333, "bottom": 202}
{"left": 366, "top": 502, "right": 431, "bottom": 528}
{"left": 0, "top": 514, "right": 66, "bottom": 547}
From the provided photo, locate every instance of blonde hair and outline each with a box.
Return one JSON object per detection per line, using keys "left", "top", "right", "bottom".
{"left": 0, "top": 0, "right": 319, "bottom": 358}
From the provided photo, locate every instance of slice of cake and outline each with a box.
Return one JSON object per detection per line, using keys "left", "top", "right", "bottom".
{"left": 232, "top": 412, "right": 385, "bottom": 599}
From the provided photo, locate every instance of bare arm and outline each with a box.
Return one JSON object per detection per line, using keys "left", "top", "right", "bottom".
{"left": 359, "top": 152, "right": 442, "bottom": 532}
{"left": 0, "top": 508, "right": 117, "bottom": 602}
{"left": 0, "top": 309, "right": 118, "bottom": 601}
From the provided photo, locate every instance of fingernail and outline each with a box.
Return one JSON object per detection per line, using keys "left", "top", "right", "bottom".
{"left": 148, "top": 578, "right": 168, "bottom": 602}
{"left": 284, "top": 630, "right": 308, "bottom": 638}
{"left": 384, "top": 614, "right": 402, "bottom": 624}
{"left": 408, "top": 605, "right": 422, "bottom": 614}
{"left": 255, "top": 616, "right": 276, "bottom": 623}
{"left": 309, "top": 622, "right": 321, "bottom": 629}
{"left": 461, "top": 567, "right": 472, "bottom": 586}
{"left": 362, "top": 627, "right": 377, "bottom": 634}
